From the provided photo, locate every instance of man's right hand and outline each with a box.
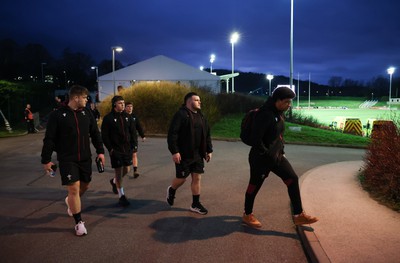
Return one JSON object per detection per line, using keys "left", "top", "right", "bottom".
{"left": 43, "top": 162, "right": 55, "bottom": 174}
{"left": 172, "top": 153, "right": 181, "bottom": 164}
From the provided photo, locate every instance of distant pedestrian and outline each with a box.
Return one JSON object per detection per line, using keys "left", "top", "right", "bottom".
{"left": 41, "top": 85, "right": 105, "bottom": 236}
{"left": 24, "top": 104, "right": 35, "bottom": 133}
{"left": 101, "top": 96, "right": 137, "bottom": 207}
{"left": 166, "top": 92, "right": 213, "bottom": 215}
{"left": 242, "top": 86, "right": 318, "bottom": 228}
{"left": 90, "top": 102, "right": 101, "bottom": 122}
{"left": 125, "top": 102, "right": 146, "bottom": 179}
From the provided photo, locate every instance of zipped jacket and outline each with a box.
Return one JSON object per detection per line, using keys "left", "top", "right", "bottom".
{"left": 41, "top": 106, "right": 104, "bottom": 164}
{"left": 101, "top": 110, "right": 137, "bottom": 154}
{"left": 167, "top": 106, "right": 213, "bottom": 160}
{"left": 251, "top": 97, "right": 285, "bottom": 160}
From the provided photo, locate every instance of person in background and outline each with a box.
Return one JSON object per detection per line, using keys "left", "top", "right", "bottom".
{"left": 24, "top": 104, "right": 35, "bottom": 133}
{"left": 41, "top": 85, "right": 105, "bottom": 236}
{"left": 90, "top": 102, "right": 101, "bottom": 122}
{"left": 124, "top": 102, "right": 146, "bottom": 179}
{"left": 166, "top": 92, "right": 213, "bottom": 215}
{"left": 101, "top": 96, "right": 136, "bottom": 207}
{"left": 242, "top": 86, "right": 318, "bottom": 228}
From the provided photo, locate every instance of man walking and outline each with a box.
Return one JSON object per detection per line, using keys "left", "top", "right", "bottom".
{"left": 101, "top": 96, "right": 136, "bottom": 207}
{"left": 242, "top": 86, "right": 318, "bottom": 228}
{"left": 41, "top": 85, "right": 105, "bottom": 236}
{"left": 24, "top": 104, "right": 35, "bottom": 133}
{"left": 166, "top": 92, "right": 213, "bottom": 215}
{"left": 124, "top": 102, "right": 146, "bottom": 179}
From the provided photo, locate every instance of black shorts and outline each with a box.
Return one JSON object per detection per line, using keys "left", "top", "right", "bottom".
{"left": 175, "top": 156, "right": 204, "bottom": 178}
{"left": 110, "top": 151, "right": 133, "bottom": 168}
{"left": 59, "top": 159, "right": 92, "bottom": 185}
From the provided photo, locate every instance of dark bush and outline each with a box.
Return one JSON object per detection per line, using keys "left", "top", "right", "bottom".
{"left": 216, "top": 93, "right": 264, "bottom": 115}
{"left": 362, "top": 115, "right": 400, "bottom": 210}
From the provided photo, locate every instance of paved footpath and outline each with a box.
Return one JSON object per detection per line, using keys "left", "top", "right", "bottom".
{"left": 0, "top": 133, "right": 365, "bottom": 263}
{"left": 301, "top": 161, "right": 400, "bottom": 263}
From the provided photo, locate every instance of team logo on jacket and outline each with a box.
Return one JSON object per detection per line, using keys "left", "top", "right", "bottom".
{"left": 82, "top": 111, "right": 86, "bottom": 115}
{"left": 63, "top": 113, "right": 67, "bottom": 117}
{"left": 114, "top": 119, "right": 117, "bottom": 122}
{"left": 125, "top": 117, "right": 129, "bottom": 122}
{"left": 67, "top": 174, "right": 72, "bottom": 181}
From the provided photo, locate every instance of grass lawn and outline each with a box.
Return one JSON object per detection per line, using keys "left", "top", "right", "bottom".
{"left": 211, "top": 114, "right": 370, "bottom": 148}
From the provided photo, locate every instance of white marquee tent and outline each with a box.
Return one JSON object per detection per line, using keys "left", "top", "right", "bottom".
{"left": 98, "top": 55, "right": 221, "bottom": 100}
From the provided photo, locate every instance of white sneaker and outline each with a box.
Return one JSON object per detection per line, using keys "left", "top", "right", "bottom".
{"left": 75, "top": 221, "right": 87, "bottom": 236}
{"left": 65, "top": 196, "right": 73, "bottom": 217}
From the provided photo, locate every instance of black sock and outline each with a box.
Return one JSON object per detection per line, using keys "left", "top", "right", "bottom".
{"left": 73, "top": 212, "right": 82, "bottom": 224}
{"left": 169, "top": 186, "right": 176, "bottom": 195}
{"left": 192, "top": 195, "right": 200, "bottom": 204}
{"left": 134, "top": 167, "right": 138, "bottom": 172}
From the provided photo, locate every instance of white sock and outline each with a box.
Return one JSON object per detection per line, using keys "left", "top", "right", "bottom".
{"left": 118, "top": 187, "right": 125, "bottom": 197}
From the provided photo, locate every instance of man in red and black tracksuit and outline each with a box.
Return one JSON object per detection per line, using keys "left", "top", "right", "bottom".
{"left": 101, "top": 96, "right": 137, "bottom": 207}
{"left": 166, "top": 92, "right": 213, "bottom": 215}
{"left": 242, "top": 86, "right": 319, "bottom": 228}
{"left": 41, "top": 85, "right": 105, "bottom": 236}
{"left": 24, "top": 104, "right": 35, "bottom": 133}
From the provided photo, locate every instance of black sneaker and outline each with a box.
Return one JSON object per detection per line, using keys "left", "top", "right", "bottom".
{"left": 110, "top": 179, "right": 118, "bottom": 194}
{"left": 118, "top": 195, "right": 130, "bottom": 207}
{"left": 190, "top": 203, "right": 208, "bottom": 215}
{"left": 166, "top": 186, "right": 175, "bottom": 206}
{"left": 133, "top": 171, "right": 140, "bottom": 179}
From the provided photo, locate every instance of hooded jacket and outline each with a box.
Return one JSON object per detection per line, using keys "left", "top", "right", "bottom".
{"left": 41, "top": 106, "right": 104, "bottom": 164}
{"left": 167, "top": 106, "right": 213, "bottom": 160}
{"left": 101, "top": 110, "right": 137, "bottom": 154}
{"left": 251, "top": 97, "right": 285, "bottom": 161}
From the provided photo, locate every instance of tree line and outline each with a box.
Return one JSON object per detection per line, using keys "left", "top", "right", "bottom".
{"left": 0, "top": 38, "right": 398, "bottom": 98}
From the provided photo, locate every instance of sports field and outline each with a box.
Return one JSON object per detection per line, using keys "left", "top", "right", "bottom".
{"left": 295, "top": 108, "right": 395, "bottom": 126}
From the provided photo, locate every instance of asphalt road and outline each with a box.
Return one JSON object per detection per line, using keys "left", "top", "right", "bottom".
{"left": 0, "top": 132, "right": 365, "bottom": 263}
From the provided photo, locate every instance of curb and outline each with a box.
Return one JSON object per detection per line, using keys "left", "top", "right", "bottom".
{"left": 297, "top": 225, "right": 331, "bottom": 263}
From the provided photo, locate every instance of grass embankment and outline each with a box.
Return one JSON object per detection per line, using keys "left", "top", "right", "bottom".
{"left": 211, "top": 114, "right": 370, "bottom": 148}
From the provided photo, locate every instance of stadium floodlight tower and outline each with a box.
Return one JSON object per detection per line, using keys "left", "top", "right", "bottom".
{"left": 387, "top": 67, "right": 395, "bottom": 109}
{"left": 111, "top": 46, "right": 123, "bottom": 95}
{"left": 210, "top": 54, "right": 216, "bottom": 74}
{"left": 266, "top": 74, "right": 274, "bottom": 96}
{"left": 230, "top": 32, "right": 239, "bottom": 93}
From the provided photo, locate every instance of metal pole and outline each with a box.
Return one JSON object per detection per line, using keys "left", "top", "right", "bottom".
{"left": 308, "top": 73, "right": 311, "bottom": 109}
{"left": 297, "top": 72, "right": 300, "bottom": 108}
{"left": 389, "top": 73, "right": 392, "bottom": 109}
{"left": 112, "top": 49, "right": 116, "bottom": 95}
{"left": 289, "top": 0, "right": 294, "bottom": 119}
{"left": 231, "top": 42, "right": 235, "bottom": 93}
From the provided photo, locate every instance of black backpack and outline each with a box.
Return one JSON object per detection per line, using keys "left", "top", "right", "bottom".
{"left": 240, "top": 108, "right": 260, "bottom": 146}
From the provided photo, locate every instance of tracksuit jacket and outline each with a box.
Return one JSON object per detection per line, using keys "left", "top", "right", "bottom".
{"left": 167, "top": 106, "right": 213, "bottom": 160}
{"left": 41, "top": 106, "right": 104, "bottom": 164}
{"left": 251, "top": 97, "right": 285, "bottom": 163}
{"left": 101, "top": 110, "right": 137, "bottom": 154}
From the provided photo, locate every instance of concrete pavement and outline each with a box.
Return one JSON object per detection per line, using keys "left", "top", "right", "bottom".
{"left": 1, "top": 133, "right": 391, "bottom": 263}
{"left": 299, "top": 161, "right": 400, "bottom": 263}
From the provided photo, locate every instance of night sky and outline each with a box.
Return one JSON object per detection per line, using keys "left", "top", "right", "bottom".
{"left": 2, "top": 0, "right": 400, "bottom": 85}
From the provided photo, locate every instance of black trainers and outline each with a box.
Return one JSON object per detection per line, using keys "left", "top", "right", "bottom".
{"left": 166, "top": 186, "right": 175, "bottom": 206}
{"left": 133, "top": 171, "right": 140, "bottom": 179}
{"left": 110, "top": 179, "right": 118, "bottom": 194}
{"left": 190, "top": 203, "right": 208, "bottom": 215}
{"left": 118, "top": 195, "right": 130, "bottom": 207}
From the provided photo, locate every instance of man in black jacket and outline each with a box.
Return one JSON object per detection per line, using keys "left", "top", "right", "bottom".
{"left": 125, "top": 102, "right": 146, "bottom": 179}
{"left": 41, "top": 85, "right": 105, "bottom": 236}
{"left": 242, "top": 86, "right": 318, "bottom": 228}
{"left": 101, "top": 96, "right": 136, "bottom": 207}
{"left": 166, "top": 92, "right": 213, "bottom": 215}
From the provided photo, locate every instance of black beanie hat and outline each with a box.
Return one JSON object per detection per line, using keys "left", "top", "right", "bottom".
{"left": 272, "top": 86, "right": 296, "bottom": 101}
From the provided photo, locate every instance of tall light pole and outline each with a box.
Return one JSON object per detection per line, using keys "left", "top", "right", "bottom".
{"left": 210, "top": 54, "right": 215, "bottom": 74}
{"left": 91, "top": 66, "right": 99, "bottom": 101}
{"left": 289, "top": 0, "right": 294, "bottom": 119}
{"left": 266, "top": 74, "right": 274, "bottom": 96}
{"left": 387, "top": 67, "right": 395, "bottom": 109}
{"left": 230, "top": 32, "right": 239, "bottom": 93}
{"left": 41, "top": 62, "right": 47, "bottom": 82}
{"left": 112, "top": 46, "right": 123, "bottom": 95}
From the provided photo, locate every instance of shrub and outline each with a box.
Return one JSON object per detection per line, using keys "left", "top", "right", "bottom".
{"left": 98, "top": 82, "right": 220, "bottom": 133}
{"left": 362, "top": 113, "right": 400, "bottom": 211}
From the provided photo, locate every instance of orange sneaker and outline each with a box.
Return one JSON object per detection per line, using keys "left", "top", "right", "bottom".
{"left": 242, "top": 213, "right": 262, "bottom": 228}
{"left": 293, "top": 211, "right": 319, "bottom": 225}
